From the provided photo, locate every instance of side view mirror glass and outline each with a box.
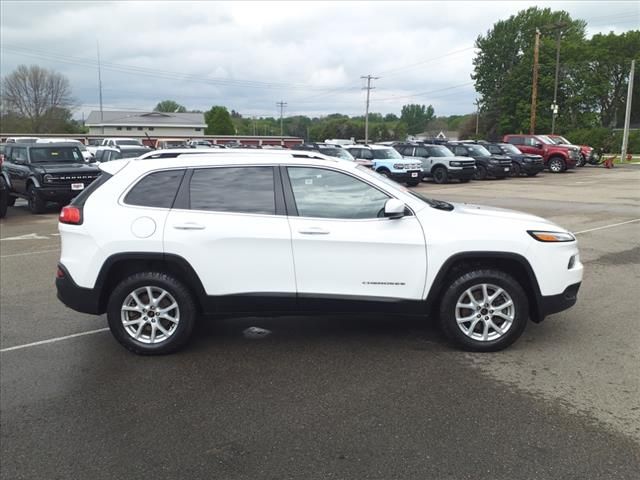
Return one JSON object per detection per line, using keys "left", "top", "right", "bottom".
{"left": 535, "top": 143, "right": 543, "bottom": 149}
{"left": 384, "top": 198, "right": 406, "bottom": 219}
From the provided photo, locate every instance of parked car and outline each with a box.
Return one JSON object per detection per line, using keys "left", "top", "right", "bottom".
{"left": 101, "top": 138, "right": 144, "bottom": 147}
{"left": 445, "top": 142, "right": 512, "bottom": 179}
{"left": 96, "top": 145, "right": 152, "bottom": 161}
{"left": 546, "top": 134, "right": 595, "bottom": 167}
{"left": 36, "top": 138, "right": 94, "bottom": 162}
{"left": 291, "top": 143, "right": 358, "bottom": 162}
{"left": 343, "top": 145, "right": 422, "bottom": 186}
{"left": 503, "top": 134, "right": 579, "bottom": 173}
{"left": 56, "top": 150, "right": 583, "bottom": 355}
{"left": 5, "top": 136, "right": 39, "bottom": 144}
{"left": 0, "top": 154, "right": 7, "bottom": 218}
{"left": 1, "top": 143, "right": 101, "bottom": 213}
{"left": 186, "top": 140, "right": 226, "bottom": 149}
{"left": 394, "top": 143, "right": 476, "bottom": 184}
{"left": 485, "top": 143, "right": 544, "bottom": 177}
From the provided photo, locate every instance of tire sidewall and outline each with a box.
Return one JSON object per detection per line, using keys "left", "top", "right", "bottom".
{"left": 433, "top": 167, "right": 448, "bottom": 184}
{"left": 549, "top": 158, "right": 565, "bottom": 173}
{"left": 439, "top": 269, "right": 528, "bottom": 352}
{"left": 510, "top": 163, "right": 521, "bottom": 177}
{"left": 474, "top": 165, "right": 487, "bottom": 180}
{"left": 107, "top": 272, "right": 197, "bottom": 355}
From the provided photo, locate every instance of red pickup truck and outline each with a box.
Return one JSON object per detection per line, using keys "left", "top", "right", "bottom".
{"left": 546, "top": 134, "right": 595, "bottom": 167}
{"left": 503, "top": 134, "right": 580, "bottom": 173}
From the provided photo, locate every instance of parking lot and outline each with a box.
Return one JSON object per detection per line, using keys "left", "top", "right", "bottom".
{"left": 1, "top": 165, "right": 639, "bottom": 479}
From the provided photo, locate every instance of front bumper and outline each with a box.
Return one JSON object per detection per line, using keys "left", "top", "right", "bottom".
{"left": 487, "top": 164, "right": 511, "bottom": 177}
{"left": 521, "top": 162, "right": 545, "bottom": 174}
{"left": 56, "top": 264, "right": 102, "bottom": 315}
{"left": 448, "top": 167, "right": 476, "bottom": 180}
{"left": 389, "top": 170, "right": 421, "bottom": 183}
{"left": 36, "top": 185, "right": 86, "bottom": 202}
{"left": 536, "top": 282, "right": 581, "bottom": 321}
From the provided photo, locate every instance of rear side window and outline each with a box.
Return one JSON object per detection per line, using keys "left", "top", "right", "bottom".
{"left": 124, "top": 169, "right": 185, "bottom": 208}
{"left": 190, "top": 166, "right": 275, "bottom": 215}
{"left": 507, "top": 136, "right": 524, "bottom": 145}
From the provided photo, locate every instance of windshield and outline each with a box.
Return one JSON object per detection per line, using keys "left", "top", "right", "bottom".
{"left": 537, "top": 135, "right": 555, "bottom": 145}
{"left": 466, "top": 145, "right": 491, "bottom": 157}
{"left": 319, "top": 148, "right": 354, "bottom": 160}
{"left": 500, "top": 144, "right": 522, "bottom": 154}
{"left": 116, "top": 139, "right": 142, "bottom": 146}
{"left": 427, "top": 145, "right": 455, "bottom": 157}
{"left": 120, "top": 149, "right": 150, "bottom": 158}
{"left": 372, "top": 148, "right": 402, "bottom": 160}
{"left": 30, "top": 147, "right": 83, "bottom": 163}
{"left": 552, "top": 136, "right": 571, "bottom": 145}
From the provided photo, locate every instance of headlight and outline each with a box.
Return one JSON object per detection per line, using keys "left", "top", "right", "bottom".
{"left": 450, "top": 161, "right": 462, "bottom": 167}
{"left": 43, "top": 174, "right": 53, "bottom": 183}
{"left": 489, "top": 159, "right": 499, "bottom": 164}
{"left": 527, "top": 230, "right": 575, "bottom": 242}
{"left": 393, "top": 163, "right": 405, "bottom": 169}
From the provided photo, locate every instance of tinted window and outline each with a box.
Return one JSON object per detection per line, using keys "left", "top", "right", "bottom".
{"left": 487, "top": 145, "right": 500, "bottom": 154}
{"left": 415, "top": 147, "right": 429, "bottom": 157}
{"left": 30, "top": 147, "right": 82, "bottom": 163}
{"left": 190, "top": 167, "right": 275, "bottom": 215}
{"left": 454, "top": 146, "right": 468, "bottom": 156}
{"left": 508, "top": 136, "right": 524, "bottom": 145}
{"left": 124, "top": 170, "right": 185, "bottom": 208}
{"left": 11, "top": 147, "right": 27, "bottom": 162}
{"left": 288, "top": 167, "right": 389, "bottom": 219}
{"left": 360, "top": 149, "right": 374, "bottom": 160}
{"left": 396, "top": 146, "right": 413, "bottom": 156}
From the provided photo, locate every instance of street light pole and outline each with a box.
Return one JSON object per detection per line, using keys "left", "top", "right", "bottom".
{"left": 621, "top": 59, "right": 636, "bottom": 162}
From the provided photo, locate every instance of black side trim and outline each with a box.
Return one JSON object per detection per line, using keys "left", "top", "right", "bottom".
{"left": 173, "top": 168, "right": 193, "bottom": 210}
{"left": 56, "top": 264, "right": 102, "bottom": 315}
{"left": 539, "top": 282, "right": 581, "bottom": 318}
{"left": 272, "top": 166, "right": 287, "bottom": 216}
{"left": 297, "top": 293, "right": 424, "bottom": 315}
{"left": 424, "top": 251, "right": 543, "bottom": 320}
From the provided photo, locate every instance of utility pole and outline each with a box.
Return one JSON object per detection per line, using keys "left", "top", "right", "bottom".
{"left": 361, "top": 75, "right": 379, "bottom": 144}
{"left": 530, "top": 29, "right": 540, "bottom": 134}
{"left": 550, "top": 23, "right": 567, "bottom": 134}
{"left": 276, "top": 101, "right": 287, "bottom": 137}
{"left": 97, "top": 40, "right": 104, "bottom": 134}
{"left": 474, "top": 99, "right": 480, "bottom": 136}
{"left": 621, "top": 59, "right": 636, "bottom": 162}
{"left": 252, "top": 116, "right": 256, "bottom": 136}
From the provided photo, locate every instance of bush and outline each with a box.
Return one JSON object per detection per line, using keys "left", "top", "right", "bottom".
{"left": 562, "top": 128, "right": 640, "bottom": 153}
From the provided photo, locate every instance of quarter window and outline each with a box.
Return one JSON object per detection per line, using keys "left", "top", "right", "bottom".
{"left": 190, "top": 167, "right": 275, "bottom": 215}
{"left": 124, "top": 170, "right": 185, "bottom": 208}
{"left": 415, "top": 147, "right": 429, "bottom": 157}
{"left": 287, "top": 167, "right": 389, "bottom": 219}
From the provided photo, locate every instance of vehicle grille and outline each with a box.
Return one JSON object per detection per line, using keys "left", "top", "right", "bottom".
{"left": 47, "top": 174, "right": 99, "bottom": 185}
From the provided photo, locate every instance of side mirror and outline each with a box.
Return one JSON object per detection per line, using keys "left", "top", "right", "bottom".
{"left": 384, "top": 199, "right": 406, "bottom": 219}
{"left": 534, "top": 143, "right": 543, "bottom": 149}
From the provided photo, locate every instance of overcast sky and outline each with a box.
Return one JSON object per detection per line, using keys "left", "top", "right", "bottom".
{"left": 1, "top": 1, "right": 638, "bottom": 120}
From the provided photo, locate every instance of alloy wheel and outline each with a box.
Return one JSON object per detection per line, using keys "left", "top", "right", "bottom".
{"left": 455, "top": 283, "right": 515, "bottom": 342}
{"left": 121, "top": 286, "right": 180, "bottom": 344}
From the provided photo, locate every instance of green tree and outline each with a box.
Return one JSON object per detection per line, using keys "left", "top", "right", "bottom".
{"left": 153, "top": 100, "right": 187, "bottom": 113}
{"left": 472, "top": 7, "right": 586, "bottom": 136}
{"left": 400, "top": 104, "right": 435, "bottom": 134}
{"left": 205, "top": 106, "right": 235, "bottom": 135}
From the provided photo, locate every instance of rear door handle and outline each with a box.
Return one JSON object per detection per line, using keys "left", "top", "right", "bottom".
{"left": 298, "top": 227, "right": 330, "bottom": 235}
{"left": 173, "top": 222, "right": 206, "bottom": 230}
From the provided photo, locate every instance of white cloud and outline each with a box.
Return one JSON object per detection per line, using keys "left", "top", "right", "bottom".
{"left": 1, "top": 0, "right": 637, "bottom": 119}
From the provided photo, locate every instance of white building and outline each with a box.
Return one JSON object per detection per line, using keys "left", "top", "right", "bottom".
{"left": 86, "top": 111, "right": 207, "bottom": 136}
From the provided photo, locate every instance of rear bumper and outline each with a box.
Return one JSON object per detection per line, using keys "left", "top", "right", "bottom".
{"left": 56, "top": 264, "right": 102, "bottom": 315}
{"left": 535, "top": 282, "right": 581, "bottom": 322}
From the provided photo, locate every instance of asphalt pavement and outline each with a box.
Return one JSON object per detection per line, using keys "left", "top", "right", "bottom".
{"left": 1, "top": 165, "right": 639, "bottom": 479}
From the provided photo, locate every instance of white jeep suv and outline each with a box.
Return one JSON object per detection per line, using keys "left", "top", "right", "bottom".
{"left": 56, "top": 151, "right": 583, "bottom": 355}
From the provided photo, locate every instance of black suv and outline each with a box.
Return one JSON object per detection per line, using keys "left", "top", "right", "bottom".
{"left": 291, "top": 143, "right": 357, "bottom": 161}
{"left": 485, "top": 143, "right": 544, "bottom": 177}
{"left": 2, "top": 142, "right": 101, "bottom": 214}
{"left": 445, "top": 142, "right": 511, "bottom": 180}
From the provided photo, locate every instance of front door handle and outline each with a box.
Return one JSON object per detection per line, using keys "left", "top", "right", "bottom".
{"left": 173, "top": 222, "right": 206, "bottom": 230}
{"left": 298, "top": 227, "right": 330, "bottom": 235}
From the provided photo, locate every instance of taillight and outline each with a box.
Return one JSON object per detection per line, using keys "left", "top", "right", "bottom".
{"left": 59, "top": 205, "right": 83, "bottom": 225}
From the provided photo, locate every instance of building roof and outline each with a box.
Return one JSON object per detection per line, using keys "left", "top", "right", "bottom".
{"left": 86, "top": 110, "right": 206, "bottom": 127}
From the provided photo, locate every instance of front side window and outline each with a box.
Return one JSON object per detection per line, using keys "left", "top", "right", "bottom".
{"left": 124, "top": 169, "right": 185, "bottom": 208}
{"left": 190, "top": 167, "right": 275, "bottom": 215}
{"left": 287, "top": 167, "right": 389, "bottom": 219}
{"left": 371, "top": 148, "right": 402, "bottom": 160}
{"left": 466, "top": 145, "right": 491, "bottom": 157}
{"left": 425, "top": 145, "right": 454, "bottom": 157}
{"left": 454, "top": 146, "right": 468, "bottom": 156}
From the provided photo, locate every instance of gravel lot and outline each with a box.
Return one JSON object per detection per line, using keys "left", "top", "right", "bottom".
{"left": 1, "top": 165, "right": 639, "bottom": 479}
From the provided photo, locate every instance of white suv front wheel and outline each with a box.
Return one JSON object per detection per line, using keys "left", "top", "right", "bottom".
{"left": 438, "top": 269, "right": 528, "bottom": 351}
{"left": 107, "top": 272, "right": 197, "bottom": 355}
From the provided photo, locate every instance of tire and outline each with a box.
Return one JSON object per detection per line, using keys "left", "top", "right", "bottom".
{"left": 406, "top": 179, "right": 420, "bottom": 187}
{"left": 377, "top": 168, "right": 390, "bottom": 178}
{"left": 548, "top": 157, "right": 566, "bottom": 173}
{"left": 576, "top": 154, "right": 586, "bottom": 167}
{"left": 473, "top": 165, "right": 488, "bottom": 180}
{"left": 438, "top": 269, "right": 528, "bottom": 352}
{"left": 510, "top": 162, "right": 521, "bottom": 177}
{"left": 432, "top": 166, "right": 449, "bottom": 184}
{"left": 459, "top": 178, "right": 471, "bottom": 183}
{"left": 107, "top": 272, "right": 197, "bottom": 355}
{"left": 27, "top": 184, "right": 46, "bottom": 214}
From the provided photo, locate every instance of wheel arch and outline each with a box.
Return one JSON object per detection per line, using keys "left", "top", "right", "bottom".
{"left": 430, "top": 163, "right": 448, "bottom": 173}
{"left": 95, "top": 253, "right": 208, "bottom": 314}
{"left": 425, "top": 252, "right": 543, "bottom": 323}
